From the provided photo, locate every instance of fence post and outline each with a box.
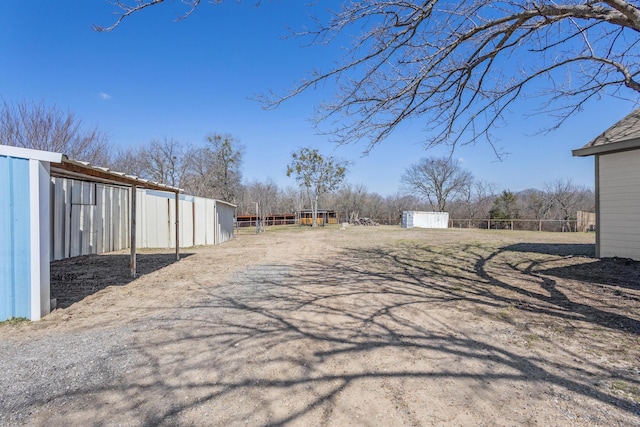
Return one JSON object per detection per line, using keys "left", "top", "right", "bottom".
{"left": 255, "top": 203, "right": 259, "bottom": 234}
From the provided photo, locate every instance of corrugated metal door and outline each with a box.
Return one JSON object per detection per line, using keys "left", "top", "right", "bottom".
{"left": 0, "top": 155, "right": 31, "bottom": 319}
{"left": 51, "top": 178, "right": 130, "bottom": 260}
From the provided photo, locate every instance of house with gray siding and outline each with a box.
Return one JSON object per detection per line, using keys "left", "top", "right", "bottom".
{"left": 572, "top": 108, "right": 640, "bottom": 260}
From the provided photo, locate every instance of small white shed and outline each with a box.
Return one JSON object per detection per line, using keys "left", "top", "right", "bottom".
{"left": 572, "top": 108, "right": 640, "bottom": 260}
{"left": 402, "top": 211, "right": 449, "bottom": 229}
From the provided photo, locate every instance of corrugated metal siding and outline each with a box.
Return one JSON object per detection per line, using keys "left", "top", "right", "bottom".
{"left": 193, "top": 197, "right": 208, "bottom": 246}
{"left": 0, "top": 155, "right": 31, "bottom": 319}
{"left": 51, "top": 178, "right": 129, "bottom": 260}
{"left": 180, "top": 199, "right": 195, "bottom": 247}
{"left": 598, "top": 150, "right": 640, "bottom": 260}
{"left": 136, "top": 189, "right": 171, "bottom": 248}
{"left": 215, "top": 202, "right": 235, "bottom": 244}
{"left": 50, "top": 184, "right": 233, "bottom": 257}
{"left": 205, "top": 199, "right": 216, "bottom": 244}
{"left": 193, "top": 197, "right": 217, "bottom": 245}
{"left": 136, "top": 190, "right": 179, "bottom": 248}
{"left": 402, "top": 211, "right": 449, "bottom": 229}
{"left": 136, "top": 190, "right": 234, "bottom": 248}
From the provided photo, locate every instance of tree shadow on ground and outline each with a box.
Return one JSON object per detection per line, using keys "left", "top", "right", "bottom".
{"left": 17, "top": 240, "right": 640, "bottom": 425}
{"left": 540, "top": 257, "right": 640, "bottom": 290}
{"left": 505, "top": 242, "right": 595, "bottom": 257}
{"left": 500, "top": 242, "right": 640, "bottom": 289}
{"left": 475, "top": 243, "right": 640, "bottom": 334}
{"left": 50, "top": 253, "right": 193, "bottom": 309}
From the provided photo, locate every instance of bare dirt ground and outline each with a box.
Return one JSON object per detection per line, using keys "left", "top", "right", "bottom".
{"left": 1, "top": 226, "right": 639, "bottom": 426}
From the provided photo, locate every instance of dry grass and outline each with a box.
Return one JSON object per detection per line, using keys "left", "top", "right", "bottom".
{"left": 2, "top": 225, "right": 639, "bottom": 426}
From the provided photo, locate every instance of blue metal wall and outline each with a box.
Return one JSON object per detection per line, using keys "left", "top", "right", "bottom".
{"left": 0, "top": 155, "right": 31, "bottom": 320}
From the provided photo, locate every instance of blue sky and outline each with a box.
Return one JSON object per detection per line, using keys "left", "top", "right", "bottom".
{"left": 1, "top": 1, "right": 637, "bottom": 196}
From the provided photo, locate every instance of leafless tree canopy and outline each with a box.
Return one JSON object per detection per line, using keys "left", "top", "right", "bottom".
{"left": 99, "top": 1, "right": 640, "bottom": 152}
{"left": 142, "top": 137, "right": 193, "bottom": 188}
{"left": 244, "top": 178, "right": 280, "bottom": 229}
{"left": 285, "top": 0, "right": 640, "bottom": 152}
{"left": 183, "top": 133, "right": 245, "bottom": 203}
{"left": 544, "top": 177, "right": 593, "bottom": 225}
{"left": 109, "top": 133, "right": 244, "bottom": 200}
{"left": 0, "top": 100, "right": 111, "bottom": 164}
{"left": 401, "top": 156, "right": 474, "bottom": 212}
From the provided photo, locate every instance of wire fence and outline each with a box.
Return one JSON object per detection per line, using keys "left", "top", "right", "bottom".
{"left": 235, "top": 216, "right": 591, "bottom": 233}
{"left": 448, "top": 218, "right": 582, "bottom": 232}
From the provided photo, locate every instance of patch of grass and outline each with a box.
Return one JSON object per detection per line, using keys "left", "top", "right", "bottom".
{"left": 0, "top": 317, "right": 29, "bottom": 326}
{"left": 524, "top": 333, "right": 541, "bottom": 347}
{"left": 494, "top": 304, "right": 517, "bottom": 321}
{"left": 611, "top": 380, "right": 640, "bottom": 401}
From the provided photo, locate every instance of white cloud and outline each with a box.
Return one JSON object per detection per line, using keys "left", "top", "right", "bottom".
{"left": 99, "top": 92, "right": 112, "bottom": 100}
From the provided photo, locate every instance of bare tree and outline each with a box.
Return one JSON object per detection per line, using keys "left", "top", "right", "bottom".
{"left": 383, "top": 193, "right": 426, "bottom": 225}
{"left": 184, "top": 133, "right": 244, "bottom": 203}
{"left": 109, "top": 146, "right": 146, "bottom": 176}
{"left": 274, "top": 1, "right": 640, "bottom": 152}
{"left": 110, "top": 137, "right": 193, "bottom": 187}
{"left": 335, "top": 184, "right": 369, "bottom": 223}
{"left": 362, "top": 191, "right": 386, "bottom": 223}
{"left": 450, "top": 179, "right": 496, "bottom": 222}
{"left": 0, "top": 99, "right": 111, "bottom": 164}
{"left": 544, "top": 178, "right": 594, "bottom": 231}
{"left": 98, "top": 1, "right": 640, "bottom": 152}
{"left": 143, "top": 137, "right": 193, "bottom": 188}
{"left": 278, "top": 186, "right": 306, "bottom": 216}
{"left": 245, "top": 178, "right": 280, "bottom": 230}
{"left": 520, "top": 188, "right": 554, "bottom": 222}
{"left": 401, "top": 156, "right": 474, "bottom": 212}
{"left": 286, "top": 148, "right": 348, "bottom": 227}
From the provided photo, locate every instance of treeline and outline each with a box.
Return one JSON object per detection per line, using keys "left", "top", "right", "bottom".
{"left": 233, "top": 181, "right": 594, "bottom": 228}
{"left": 1, "top": 100, "right": 594, "bottom": 228}
{"left": 398, "top": 156, "right": 594, "bottom": 230}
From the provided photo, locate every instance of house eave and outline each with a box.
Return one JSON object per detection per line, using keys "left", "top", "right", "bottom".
{"left": 572, "top": 137, "right": 640, "bottom": 157}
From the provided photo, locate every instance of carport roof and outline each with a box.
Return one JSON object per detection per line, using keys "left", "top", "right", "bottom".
{"left": 1, "top": 144, "right": 182, "bottom": 192}
{"left": 572, "top": 108, "right": 640, "bottom": 157}
{"left": 51, "top": 156, "right": 182, "bottom": 193}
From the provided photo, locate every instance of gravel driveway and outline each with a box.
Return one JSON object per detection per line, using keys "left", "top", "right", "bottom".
{"left": 1, "top": 226, "right": 638, "bottom": 426}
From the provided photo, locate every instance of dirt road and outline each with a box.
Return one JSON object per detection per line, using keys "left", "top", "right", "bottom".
{"left": 1, "top": 226, "right": 639, "bottom": 426}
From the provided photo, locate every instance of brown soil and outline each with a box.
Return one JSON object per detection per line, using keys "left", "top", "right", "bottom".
{"left": 1, "top": 226, "right": 639, "bottom": 426}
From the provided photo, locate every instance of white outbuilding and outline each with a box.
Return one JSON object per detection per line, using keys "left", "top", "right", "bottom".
{"left": 402, "top": 211, "right": 449, "bottom": 229}
{"left": 572, "top": 108, "right": 640, "bottom": 260}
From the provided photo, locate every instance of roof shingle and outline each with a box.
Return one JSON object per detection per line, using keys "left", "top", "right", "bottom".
{"left": 573, "top": 108, "right": 640, "bottom": 156}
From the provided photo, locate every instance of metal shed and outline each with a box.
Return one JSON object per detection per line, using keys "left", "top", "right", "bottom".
{"left": 135, "top": 190, "right": 236, "bottom": 248}
{"left": 402, "top": 211, "right": 449, "bottom": 229}
{"left": 1, "top": 145, "right": 181, "bottom": 321}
